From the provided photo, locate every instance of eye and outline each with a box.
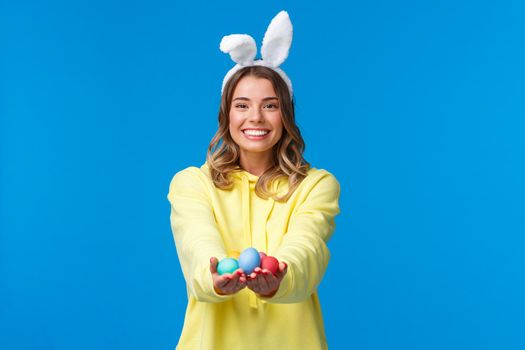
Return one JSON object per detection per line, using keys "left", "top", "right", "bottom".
{"left": 264, "top": 103, "right": 279, "bottom": 109}
{"left": 235, "top": 103, "right": 248, "bottom": 109}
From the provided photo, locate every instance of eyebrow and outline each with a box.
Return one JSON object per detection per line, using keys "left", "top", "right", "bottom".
{"left": 232, "top": 96, "right": 279, "bottom": 101}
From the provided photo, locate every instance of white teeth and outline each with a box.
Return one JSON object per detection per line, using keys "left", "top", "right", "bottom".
{"left": 243, "top": 130, "right": 269, "bottom": 136}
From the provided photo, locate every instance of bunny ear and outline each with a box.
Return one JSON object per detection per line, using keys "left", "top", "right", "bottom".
{"left": 220, "top": 34, "right": 257, "bottom": 66}
{"left": 260, "top": 11, "right": 293, "bottom": 67}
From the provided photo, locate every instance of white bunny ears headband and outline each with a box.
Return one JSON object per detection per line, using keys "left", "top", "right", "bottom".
{"left": 219, "top": 10, "right": 294, "bottom": 97}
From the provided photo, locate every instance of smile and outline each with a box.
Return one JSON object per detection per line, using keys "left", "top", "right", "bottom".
{"left": 242, "top": 129, "right": 271, "bottom": 139}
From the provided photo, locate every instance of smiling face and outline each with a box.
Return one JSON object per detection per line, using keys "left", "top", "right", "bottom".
{"left": 229, "top": 75, "right": 283, "bottom": 168}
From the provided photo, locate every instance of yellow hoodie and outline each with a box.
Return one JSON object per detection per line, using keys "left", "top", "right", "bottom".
{"left": 166, "top": 161, "right": 341, "bottom": 350}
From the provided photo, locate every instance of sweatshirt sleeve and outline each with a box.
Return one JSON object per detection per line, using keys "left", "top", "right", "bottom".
{"left": 259, "top": 171, "right": 341, "bottom": 304}
{"left": 166, "top": 167, "right": 233, "bottom": 303}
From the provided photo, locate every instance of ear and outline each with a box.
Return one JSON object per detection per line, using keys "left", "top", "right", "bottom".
{"left": 260, "top": 11, "right": 293, "bottom": 67}
{"left": 220, "top": 34, "right": 257, "bottom": 66}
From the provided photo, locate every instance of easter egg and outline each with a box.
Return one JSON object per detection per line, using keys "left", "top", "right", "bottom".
{"left": 217, "top": 258, "right": 239, "bottom": 275}
{"left": 259, "top": 251, "right": 267, "bottom": 260}
{"left": 238, "top": 247, "right": 261, "bottom": 274}
{"left": 261, "top": 256, "right": 279, "bottom": 275}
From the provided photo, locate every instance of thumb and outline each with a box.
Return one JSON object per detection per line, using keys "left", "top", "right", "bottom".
{"left": 278, "top": 261, "right": 288, "bottom": 279}
{"left": 210, "top": 257, "right": 219, "bottom": 274}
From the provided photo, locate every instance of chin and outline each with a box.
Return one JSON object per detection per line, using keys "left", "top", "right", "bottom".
{"left": 242, "top": 146, "right": 272, "bottom": 153}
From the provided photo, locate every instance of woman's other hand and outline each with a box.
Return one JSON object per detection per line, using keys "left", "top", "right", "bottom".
{"left": 209, "top": 257, "right": 247, "bottom": 295}
{"left": 246, "top": 261, "right": 288, "bottom": 298}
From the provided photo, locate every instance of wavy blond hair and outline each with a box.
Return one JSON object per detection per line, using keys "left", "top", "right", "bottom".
{"left": 206, "top": 65, "right": 310, "bottom": 202}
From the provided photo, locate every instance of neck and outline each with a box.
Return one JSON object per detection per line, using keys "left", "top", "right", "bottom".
{"left": 239, "top": 151, "right": 273, "bottom": 176}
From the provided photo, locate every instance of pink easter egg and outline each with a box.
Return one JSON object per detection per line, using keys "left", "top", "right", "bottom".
{"left": 261, "top": 256, "right": 279, "bottom": 275}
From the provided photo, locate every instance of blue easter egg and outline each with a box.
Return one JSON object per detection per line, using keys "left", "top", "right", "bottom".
{"left": 238, "top": 247, "right": 261, "bottom": 274}
{"left": 217, "top": 258, "right": 239, "bottom": 275}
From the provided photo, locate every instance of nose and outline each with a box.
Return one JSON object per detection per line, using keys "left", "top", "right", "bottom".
{"left": 248, "top": 106, "right": 265, "bottom": 122}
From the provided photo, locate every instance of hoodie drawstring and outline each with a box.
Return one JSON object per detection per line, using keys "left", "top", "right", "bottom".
{"left": 240, "top": 172, "right": 278, "bottom": 309}
{"left": 241, "top": 175, "right": 252, "bottom": 248}
{"left": 241, "top": 175, "right": 258, "bottom": 309}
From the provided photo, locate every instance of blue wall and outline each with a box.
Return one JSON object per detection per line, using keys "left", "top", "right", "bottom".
{"left": 1, "top": 1, "right": 524, "bottom": 349}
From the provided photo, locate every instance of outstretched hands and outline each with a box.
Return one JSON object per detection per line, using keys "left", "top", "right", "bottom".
{"left": 210, "top": 257, "right": 288, "bottom": 297}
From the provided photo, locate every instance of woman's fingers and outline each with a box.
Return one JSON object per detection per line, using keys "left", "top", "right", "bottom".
{"left": 246, "top": 269, "right": 272, "bottom": 295}
{"left": 232, "top": 270, "right": 246, "bottom": 291}
{"left": 209, "top": 257, "right": 219, "bottom": 275}
{"left": 276, "top": 261, "right": 288, "bottom": 280}
{"left": 246, "top": 262, "right": 288, "bottom": 296}
{"left": 218, "top": 270, "right": 247, "bottom": 294}
{"left": 239, "top": 274, "right": 247, "bottom": 284}
{"left": 232, "top": 275, "right": 244, "bottom": 291}
{"left": 246, "top": 271, "right": 260, "bottom": 292}
{"left": 216, "top": 275, "right": 232, "bottom": 289}
{"left": 259, "top": 270, "right": 271, "bottom": 291}
{"left": 246, "top": 277, "right": 254, "bottom": 290}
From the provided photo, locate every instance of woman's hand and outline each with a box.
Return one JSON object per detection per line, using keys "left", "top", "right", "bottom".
{"left": 209, "top": 257, "right": 247, "bottom": 295}
{"left": 246, "top": 262, "right": 288, "bottom": 298}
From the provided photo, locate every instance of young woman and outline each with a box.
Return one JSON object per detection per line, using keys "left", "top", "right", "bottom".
{"left": 166, "top": 11, "right": 341, "bottom": 350}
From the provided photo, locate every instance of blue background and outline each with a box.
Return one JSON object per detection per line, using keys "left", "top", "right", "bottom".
{"left": 1, "top": 0, "right": 524, "bottom": 349}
